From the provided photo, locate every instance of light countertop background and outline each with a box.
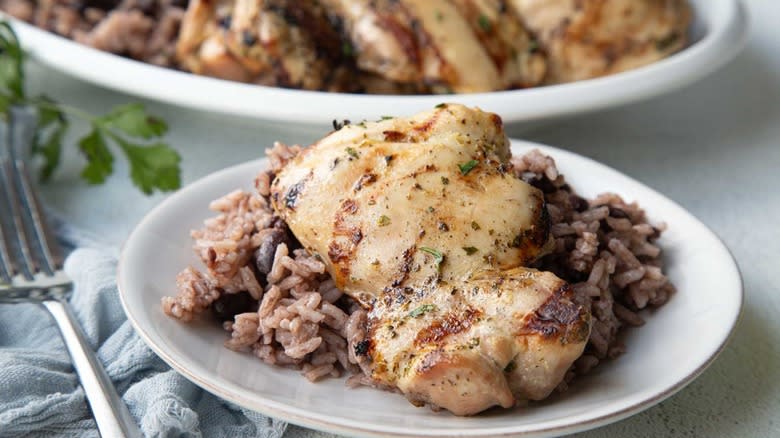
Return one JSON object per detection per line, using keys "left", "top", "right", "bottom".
{"left": 26, "top": 0, "right": 779, "bottom": 436}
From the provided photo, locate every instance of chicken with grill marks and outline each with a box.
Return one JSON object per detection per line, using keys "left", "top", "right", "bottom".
{"left": 176, "top": 0, "right": 546, "bottom": 92}
{"left": 269, "top": 105, "right": 591, "bottom": 415}
{"left": 512, "top": 0, "right": 692, "bottom": 84}
{"left": 177, "top": 0, "right": 359, "bottom": 90}
{"left": 321, "top": 0, "right": 546, "bottom": 92}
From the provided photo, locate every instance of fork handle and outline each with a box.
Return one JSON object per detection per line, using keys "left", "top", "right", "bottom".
{"left": 43, "top": 300, "right": 142, "bottom": 438}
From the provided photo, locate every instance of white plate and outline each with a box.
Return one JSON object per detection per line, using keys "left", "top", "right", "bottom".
{"left": 6, "top": 0, "right": 747, "bottom": 128}
{"left": 118, "top": 139, "right": 742, "bottom": 437}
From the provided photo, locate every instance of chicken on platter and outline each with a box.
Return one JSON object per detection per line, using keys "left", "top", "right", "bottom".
{"left": 5, "top": 0, "right": 691, "bottom": 92}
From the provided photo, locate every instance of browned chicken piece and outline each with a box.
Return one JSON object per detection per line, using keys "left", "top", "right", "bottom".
{"left": 177, "top": 0, "right": 545, "bottom": 92}
{"left": 321, "top": 0, "right": 546, "bottom": 92}
{"left": 270, "top": 104, "right": 591, "bottom": 415}
{"left": 369, "top": 267, "right": 590, "bottom": 415}
{"left": 512, "top": 0, "right": 691, "bottom": 83}
{"left": 177, "top": 0, "right": 356, "bottom": 90}
{"left": 271, "top": 104, "right": 551, "bottom": 303}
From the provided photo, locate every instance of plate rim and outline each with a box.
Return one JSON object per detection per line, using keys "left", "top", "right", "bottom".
{"left": 117, "top": 139, "right": 744, "bottom": 437}
{"left": 4, "top": 0, "right": 748, "bottom": 126}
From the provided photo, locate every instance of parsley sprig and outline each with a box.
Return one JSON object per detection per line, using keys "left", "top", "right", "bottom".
{"left": 0, "top": 22, "right": 181, "bottom": 194}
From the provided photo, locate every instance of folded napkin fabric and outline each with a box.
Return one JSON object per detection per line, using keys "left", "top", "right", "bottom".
{"left": 0, "top": 247, "right": 288, "bottom": 438}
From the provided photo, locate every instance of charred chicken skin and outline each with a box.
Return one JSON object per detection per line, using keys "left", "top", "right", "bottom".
{"left": 512, "top": 0, "right": 692, "bottom": 83}
{"left": 270, "top": 105, "right": 591, "bottom": 415}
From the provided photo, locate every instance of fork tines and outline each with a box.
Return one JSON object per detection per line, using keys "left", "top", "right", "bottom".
{"left": 0, "top": 108, "right": 64, "bottom": 285}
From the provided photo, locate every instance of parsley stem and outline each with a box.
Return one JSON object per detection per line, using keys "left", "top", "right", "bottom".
{"left": 31, "top": 98, "right": 96, "bottom": 123}
{"left": 0, "top": 92, "right": 95, "bottom": 124}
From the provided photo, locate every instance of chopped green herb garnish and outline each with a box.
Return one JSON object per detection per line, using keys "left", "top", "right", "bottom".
{"left": 478, "top": 14, "right": 491, "bottom": 32}
{"left": 419, "top": 246, "right": 444, "bottom": 268}
{"left": 441, "top": 176, "right": 449, "bottom": 185}
{"left": 346, "top": 147, "right": 359, "bottom": 159}
{"left": 380, "top": 115, "right": 394, "bottom": 120}
{"left": 427, "top": 206, "right": 435, "bottom": 213}
{"left": 342, "top": 40, "right": 354, "bottom": 57}
{"left": 435, "top": 103, "right": 447, "bottom": 109}
{"left": 471, "top": 221, "right": 481, "bottom": 230}
{"left": 436, "top": 10, "right": 444, "bottom": 21}
{"left": 656, "top": 32, "right": 680, "bottom": 51}
{"left": 462, "top": 246, "right": 478, "bottom": 255}
{"left": 528, "top": 39, "right": 540, "bottom": 53}
{"left": 458, "top": 159, "right": 479, "bottom": 175}
{"left": 378, "top": 215, "right": 391, "bottom": 226}
{"left": 409, "top": 304, "right": 436, "bottom": 318}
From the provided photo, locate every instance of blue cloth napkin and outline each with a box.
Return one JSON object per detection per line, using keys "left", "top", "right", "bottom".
{"left": 0, "top": 222, "right": 288, "bottom": 437}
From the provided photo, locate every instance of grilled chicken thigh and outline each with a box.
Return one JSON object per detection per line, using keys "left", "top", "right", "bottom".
{"left": 177, "top": 0, "right": 545, "bottom": 92}
{"left": 177, "top": 0, "right": 353, "bottom": 89}
{"left": 369, "top": 267, "right": 590, "bottom": 414}
{"left": 321, "top": 0, "right": 545, "bottom": 92}
{"left": 512, "top": 0, "right": 691, "bottom": 83}
{"left": 271, "top": 104, "right": 551, "bottom": 302}
{"left": 270, "top": 105, "right": 591, "bottom": 415}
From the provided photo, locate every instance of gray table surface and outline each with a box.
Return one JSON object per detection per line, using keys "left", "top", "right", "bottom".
{"left": 28, "top": 0, "right": 779, "bottom": 436}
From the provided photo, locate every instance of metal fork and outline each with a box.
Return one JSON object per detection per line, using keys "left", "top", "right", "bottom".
{"left": 0, "top": 107, "right": 141, "bottom": 437}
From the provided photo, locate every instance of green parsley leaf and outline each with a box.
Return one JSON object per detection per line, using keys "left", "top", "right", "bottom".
{"left": 346, "top": 147, "right": 359, "bottom": 159}
{"left": 478, "top": 14, "right": 492, "bottom": 32}
{"left": 419, "top": 246, "right": 444, "bottom": 268}
{"left": 78, "top": 127, "right": 114, "bottom": 184}
{"left": 458, "top": 159, "right": 479, "bottom": 175}
{"left": 380, "top": 115, "right": 394, "bottom": 120}
{"left": 441, "top": 176, "right": 449, "bottom": 185}
{"left": 116, "top": 139, "right": 182, "bottom": 194}
{"left": 0, "top": 20, "right": 181, "bottom": 195}
{"left": 0, "top": 22, "right": 25, "bottom": 103}
{"left": 33, "top": 100, "right": 67, "bottom": 181}
{"left": 435, "top": 103, "right": 447, "bottom": 109}
{"left": 471, "top": 221, "right": 481, "bottom": 230}
{"left": 36, "top": 121, "right": 66, "bottom": 181}
{"left": 408, "top": 304, "right": 436, "bottom": 318}
{"left": 100, "top": 103, "right": 168, "bottom": 139}
{"left": 377, "top": 215, "right": 391, "bottom": 226}
{"left": 462, "top": 246, "right": 478, "bottom": 255}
